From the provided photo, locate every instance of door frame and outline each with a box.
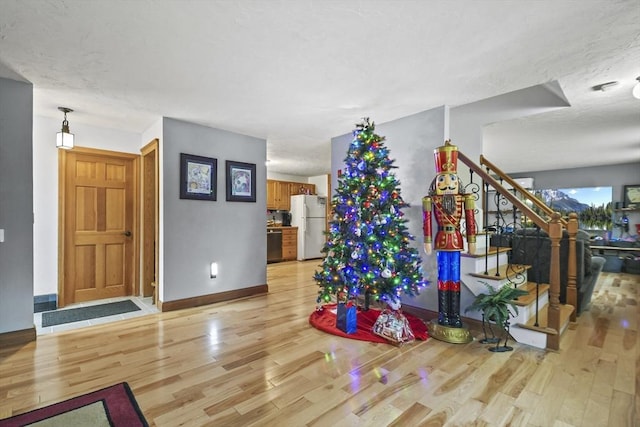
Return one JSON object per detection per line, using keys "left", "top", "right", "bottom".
{"left": 140, "top": 139, "right": 159, "bottom": 304}
{"left": 58, "top": 146, "right": 140, "bottom": 307}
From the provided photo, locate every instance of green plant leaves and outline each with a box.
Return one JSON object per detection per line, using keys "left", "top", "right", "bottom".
{"left": 465, "top": 282, "right": 528, "bottom": 327}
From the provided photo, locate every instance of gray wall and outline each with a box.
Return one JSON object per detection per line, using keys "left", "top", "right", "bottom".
{"left": 0, "top": 78, "right": 34, "bottom": 333}
{"left": 162, "top": 118, "right": 267, "bottom": 302}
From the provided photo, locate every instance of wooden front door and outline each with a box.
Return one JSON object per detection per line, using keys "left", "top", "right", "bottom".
{"left": 59, "top": 147, "right": 138, "bottom": 307}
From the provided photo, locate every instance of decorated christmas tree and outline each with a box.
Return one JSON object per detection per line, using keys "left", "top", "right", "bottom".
{"left": 314, "top": 118, "right": 427, "bottom": 307}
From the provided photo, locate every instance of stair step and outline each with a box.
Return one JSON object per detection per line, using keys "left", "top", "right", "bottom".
{"left": 516, "top": 303, "right": 574, "bottom": 335}
{"left": 512, "top": 282, "right": 550, "bottom": 307}
{"left": 488, "top": 245, "right": 511, "bottom": 253}
{"left": 468, "top": 263, "right": 530, "bottom": 280}
{"left": 462, "top": 246, "right": 511, "bottom": 258}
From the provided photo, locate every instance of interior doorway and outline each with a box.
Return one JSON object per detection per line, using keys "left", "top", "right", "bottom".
{"left": 141, "top": 139, "right": 159, "bottom": 305}
{"left": 58, "top": 147, "right": 139, "bottom": 307}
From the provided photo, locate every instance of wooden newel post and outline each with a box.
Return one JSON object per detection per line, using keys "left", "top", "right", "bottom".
{"left": 567, "top": 212, "right": 579, "bottom": 322}
{"left": 547, "top": 212, "right": 562, "bottom": 351}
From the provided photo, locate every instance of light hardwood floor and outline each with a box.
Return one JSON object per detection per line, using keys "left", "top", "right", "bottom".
{"left": 1, "top": 262, "right": 637, "bottom": 426}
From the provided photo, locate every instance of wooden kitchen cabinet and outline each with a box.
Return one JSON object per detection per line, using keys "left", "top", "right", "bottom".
{"left": 276, "top": 182, "right": 290, "bottom": 210}
{"left": 267, "top": 180, "right": 316, "bottom": 211}
{"left": 290, "top": 183, "right": 316, "bottom": 196}
{"left": 281, "top": 227, "right": 298, "bottom": 261}
{"left": 267, "top": 180, "right": 291, "bottom": 210}
{"left": 266, "top": 180, "right": 278, "bottom": 210}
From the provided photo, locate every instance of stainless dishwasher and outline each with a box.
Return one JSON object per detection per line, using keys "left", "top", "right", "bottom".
{"left": 267, "top": 229, "right": 283, "bottom": 263}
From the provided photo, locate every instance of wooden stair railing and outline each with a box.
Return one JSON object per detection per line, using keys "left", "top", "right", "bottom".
{"left": 565, "top": 212, "right": 579, "bottom": 323}
{"left": 457, "top": 148, "right": 575, "bottom": 351}
{"left": 479, "top": 155, "right": 567, "bottom": 226}
{"left": 478, "top": 154, "right": 580, "bottom": 324}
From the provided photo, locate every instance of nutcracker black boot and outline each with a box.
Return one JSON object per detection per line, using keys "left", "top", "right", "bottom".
{"left": 449, "top": 289, "right": 462, "bottom": 328}
{"left": 438, "top": 289, "right": 450, "bottom": 326}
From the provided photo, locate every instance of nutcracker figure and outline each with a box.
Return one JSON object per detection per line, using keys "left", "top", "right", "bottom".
{"left": 423, "top": 141, "right": 476, "bottom": 328}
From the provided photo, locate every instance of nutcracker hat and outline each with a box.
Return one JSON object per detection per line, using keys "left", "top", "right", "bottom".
{"left": 434, "top": 140, "right": 458, "bottom": 174}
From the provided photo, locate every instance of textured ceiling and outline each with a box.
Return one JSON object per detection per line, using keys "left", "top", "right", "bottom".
{"left": 0, "top": 0, "right": 638, "bottom": 176}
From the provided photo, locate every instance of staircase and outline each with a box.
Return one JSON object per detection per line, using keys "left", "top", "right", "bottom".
{"left": 454, "top": 149, "right": 580, "bottom": 351}
{"left": 459, "top": 233, "right": 573, "bottom": 349}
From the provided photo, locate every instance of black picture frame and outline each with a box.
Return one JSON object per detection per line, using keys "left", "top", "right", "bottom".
{"left": 623, "top": 184, "right": 640, "bottom": 208}
{"left": 226, "top": 160, "right": 256, "bottom": 202}
{"left": 179, "top": 153, "right": 217, "bottom": 201}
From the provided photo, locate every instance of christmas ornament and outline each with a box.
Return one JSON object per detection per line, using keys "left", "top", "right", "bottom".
{"left": 381, "top": 267, "right": 392, "bottom": 279}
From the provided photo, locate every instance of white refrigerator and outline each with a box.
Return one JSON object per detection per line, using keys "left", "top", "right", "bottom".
{"left": 290, "top": 194, "right": 327, "bottom": 260}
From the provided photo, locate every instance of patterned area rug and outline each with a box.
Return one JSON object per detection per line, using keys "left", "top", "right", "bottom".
{"left": 42, "top": 300, "right": 141, "bottom": 327}
{"left": 0, "top": 382, "right": 147, "bottom": 427}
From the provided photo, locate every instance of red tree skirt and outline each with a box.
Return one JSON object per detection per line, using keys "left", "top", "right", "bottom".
{"left": 309, "top": 303, "right": 428, "bottom": 344}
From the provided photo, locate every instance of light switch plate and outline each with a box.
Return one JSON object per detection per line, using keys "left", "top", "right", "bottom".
{"left": 0, "top": 229, "right": 4, "bottom": 242}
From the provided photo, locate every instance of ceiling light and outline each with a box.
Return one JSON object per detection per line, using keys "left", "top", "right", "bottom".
{"left": 633, "top": 77, "right": 640, "bottom": 99}
{"left": 56, "top": 107, "right": 75, "bottom": 149}
{"left": 591, "top": 81, "right": 619, "bottom": 92}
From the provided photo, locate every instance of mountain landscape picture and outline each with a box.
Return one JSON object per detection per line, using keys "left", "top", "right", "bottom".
{"left": 535, "top": 187, "right": 612, "bottom": 212}
{"left": 534, "top": 187, "right": 613, "bottom": 229}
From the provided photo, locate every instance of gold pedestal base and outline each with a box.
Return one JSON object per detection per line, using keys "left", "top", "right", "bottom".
{"left": 427, "top": 320, "right": 473, "bottom": 344}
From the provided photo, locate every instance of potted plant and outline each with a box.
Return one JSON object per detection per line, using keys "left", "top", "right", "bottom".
{"left": 465, "top": 282, "right": 528, "bottom": 352}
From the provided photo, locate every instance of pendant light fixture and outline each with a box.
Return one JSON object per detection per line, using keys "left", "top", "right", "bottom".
{"left": 56, "top": 107, "right": 75, "bottom": 149}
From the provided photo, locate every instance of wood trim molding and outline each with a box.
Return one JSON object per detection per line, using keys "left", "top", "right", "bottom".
{"left": 57, "top": 150, "right": 67, "bottom": 307}
{"left": 140, "top": 138, "right": 159, "bottom": 156}
{"left": 64, "top": 146, "right": 139, "bottom": 158}
{"left": 0, "top": 326, "right": 36, "bottom": 347}
{"left": 132, "top": 154, "right": 140, "bottom": 299}
{"left": 159, "top": 284, "right": 269, "bottom": 312}
{"left": 140, "top": 139, "right": 159, "bottom": 302}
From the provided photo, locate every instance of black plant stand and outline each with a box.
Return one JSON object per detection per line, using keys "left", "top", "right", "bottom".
{"left": 479, "top": 314, "right": 500, "bottom": 344}
{"left": 489, "top": 321, "right": 514, "bottom": 352}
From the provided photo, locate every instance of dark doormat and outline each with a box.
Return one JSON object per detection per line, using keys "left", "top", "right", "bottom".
{"left": 42, "top": 300, "right": 141, "bottom": 327}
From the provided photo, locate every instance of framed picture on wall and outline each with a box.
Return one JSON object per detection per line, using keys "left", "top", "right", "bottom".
{"left": 179, "top": 153, "right": 217, "bottom": 201}
{"left": 226, "top": 160, "right": 256, "bottom": 202}
{"left": 623, "top": 184, "right": 640, "bottom": 208}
